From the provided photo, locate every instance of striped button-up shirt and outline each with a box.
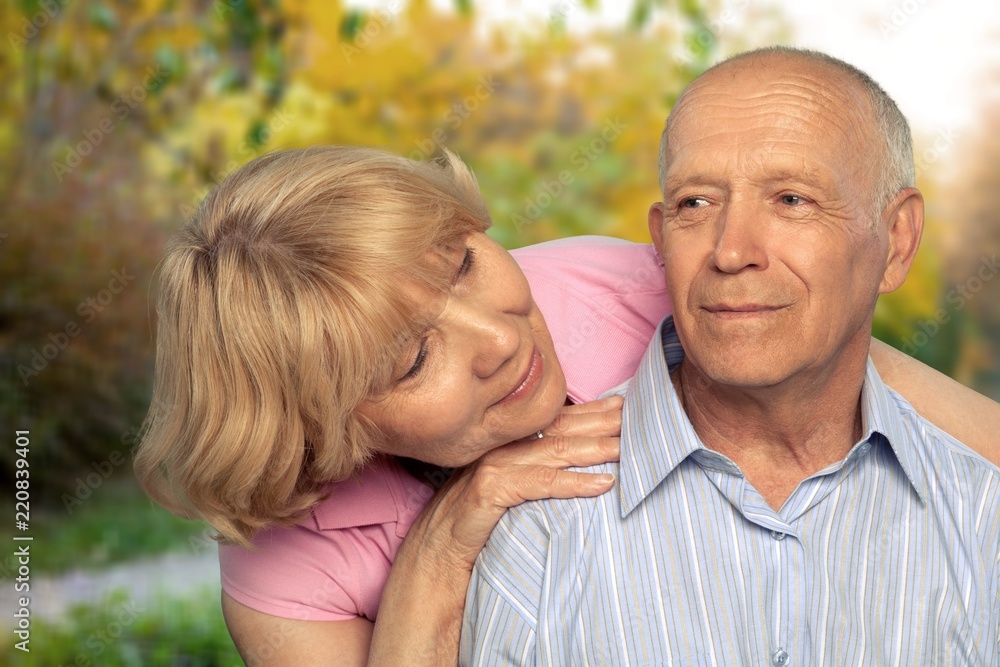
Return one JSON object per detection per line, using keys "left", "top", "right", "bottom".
{"left": 461, "top": 317, "right": 1000, "bottom": 666}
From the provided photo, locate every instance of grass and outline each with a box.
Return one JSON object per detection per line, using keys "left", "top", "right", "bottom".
{"left": 0, "top": 472, "right": 211, "bottom": 576}
{"left": 8, "top": 588, "right": 243, "bottom": 666}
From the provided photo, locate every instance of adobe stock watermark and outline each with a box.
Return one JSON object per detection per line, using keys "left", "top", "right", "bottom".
{"left": 340, "top": 0, "right": 403, "bottom": 62}
{"left": 511, "top": 116, "right": 629, "bottom": 232}
{"left": 65, "top": 600, "right": 145, "bottom": 667}
{"left": 878, "top": 0, "right": 931, "bottom": 39}
{"left": 240, "top": 577, "right": 351, "bottom": 665}
{"left": 548, "top": 0, "right": 583, "bottom": 25}
{"left": 899, "top": 254, "right": 999, "bottom": 355}
{"left": 61, "top": 450, "right": 128, "bottom": 514}
{"left": 913, "top": 126, "right": 959, "bottom": 182}
{"left": 180, "top": 106, "right": 295, "bottom": 219}
{"left": 555, "top": 260, "right": 659, "bottom": 361}
{"left": 59, "top": 416, "right": 163, "bottom": 513}
{"left": 407, "top": 75, "right": 501, "bottom": 162}
{"left": 673, "top": 0, "right": 753, "bottom": 67}
{"left": 7, "top": 0, "right": 68, "bottom": 53}
{"left": 214, "top": 0, "right": 246, "bottom": 18}
{"left": 17, "top": 268, "right": 135, "bottom": 385}
{"left": 51, "top": 66, "right": 171, "bottom": 182}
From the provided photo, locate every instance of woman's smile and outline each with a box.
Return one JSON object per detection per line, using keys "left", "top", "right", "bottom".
{"left": 494, "top": 347, "right": 544, "bottom": 407}
{"left": 358, "top": 232, "right": 567, "bottom": 467}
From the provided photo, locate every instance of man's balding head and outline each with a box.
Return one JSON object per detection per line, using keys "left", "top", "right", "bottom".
{"left": 658, "top": 47, "right": 914, "bottom": 229}
{"left": 647, "top": 46, "right": 923, "bottom": 392}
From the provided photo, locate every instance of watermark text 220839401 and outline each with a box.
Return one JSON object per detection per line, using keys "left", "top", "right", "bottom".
{"left": 12, "top": 430, "right": 32, "bottom": 653}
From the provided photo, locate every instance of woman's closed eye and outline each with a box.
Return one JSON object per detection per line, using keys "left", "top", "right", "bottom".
{"left": 400, "top": 246, "right": 476, "bottom": 382}
{"left": 456, "top": 246, "right": 476, "bottom": 282}
{"left": 401, "top": 339, "right": 429, "bottom": 380}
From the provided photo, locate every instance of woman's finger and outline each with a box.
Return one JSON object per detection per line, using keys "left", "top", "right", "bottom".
{"left": 509, "top": 466, "right": 615, "bottom": 500}
{"left": 464, "top": 465, "right": 615, "bottom": 509}
{"left": 461, "top": 462, "right": 615, "bottom": 512}
{"left": 543, "top": 404, "right": 622, "bottom": 438}
{"left": 484, "top": 435, "right": 620, "bottom": 468}
{"left": 558, "top": 395, "right": 624, "bottom": 415}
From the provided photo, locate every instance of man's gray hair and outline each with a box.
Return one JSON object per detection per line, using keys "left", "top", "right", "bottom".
{"left": 657, "top": 46, "right": 914, "bottom": 228}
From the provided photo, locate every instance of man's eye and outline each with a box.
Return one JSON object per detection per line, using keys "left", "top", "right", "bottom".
{"left": 401, "top": 340, "right": 428, "bottom": 380}
{"left": 780, "top": 194, "right": 805, "bottom": 206}
{"left": 680, "top": 197, "right": 709, "bottom": 209}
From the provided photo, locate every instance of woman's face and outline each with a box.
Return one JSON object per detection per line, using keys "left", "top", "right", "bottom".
{"left": 357, "top": 232, "right": 567, "bottom": 467}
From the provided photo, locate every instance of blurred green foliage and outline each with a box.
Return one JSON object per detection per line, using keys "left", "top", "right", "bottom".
{"left": 0, "top": 0, "right": 995, "bottom": 505}
{"left": 0, "top": 476, "right": 208, "bottom": 575}
{"left": 9, "top": 589, "right": 241, "bottom": 666}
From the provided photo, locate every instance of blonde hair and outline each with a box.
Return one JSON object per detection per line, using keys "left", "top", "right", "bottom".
{"left": 134, "top": 146, "right": 491, "bottom": 547}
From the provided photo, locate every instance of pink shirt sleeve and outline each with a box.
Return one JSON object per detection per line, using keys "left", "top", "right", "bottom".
{"left": 219, "top": 457, "right": 432, "bottom": 621}
{"left": 218, "top": 235, "right": 673, "bottom": 621}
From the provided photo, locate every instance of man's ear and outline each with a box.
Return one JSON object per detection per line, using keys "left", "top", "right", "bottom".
{"left": 879, "top": 187, "right": 924, "bottom": 294}
{"left": 648, "top": 202, "right": 666, "bottom": 254}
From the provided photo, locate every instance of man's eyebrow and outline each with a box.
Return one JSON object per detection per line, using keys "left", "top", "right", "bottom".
{"left": 756, "top": 165, "right": 830, "bottom": 185}
{"left": 661, "top": 172, "right": 720, "bottom": 196}
{"left": 662, "top": 166, "right": 839, "bottom": 196}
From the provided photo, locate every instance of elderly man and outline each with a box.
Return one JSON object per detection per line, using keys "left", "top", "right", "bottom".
{"left": 460, "top": 47, "right": 1000, "bottom": 665}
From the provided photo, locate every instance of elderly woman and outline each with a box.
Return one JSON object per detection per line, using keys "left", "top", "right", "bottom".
{"left": 134, "top": 146, "right": 1000, "bottom": 665}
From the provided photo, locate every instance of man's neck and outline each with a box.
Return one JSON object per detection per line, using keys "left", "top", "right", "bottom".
{"left": 674, "top": 340, "right": 870, "bottom": 511}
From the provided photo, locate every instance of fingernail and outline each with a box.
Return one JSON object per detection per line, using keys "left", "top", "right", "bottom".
{"left": 595, "top": 474, "right": 615, "bottom": 484}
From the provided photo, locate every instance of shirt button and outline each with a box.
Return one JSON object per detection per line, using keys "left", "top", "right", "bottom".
{"left": 772, "top": 648, "right": 789, "bottom": 666}
{"left": 857, "top": 443, "right": 872, "bottom": 456}
{"left": 770, "top": 530, "right": 786, "bottom": 541}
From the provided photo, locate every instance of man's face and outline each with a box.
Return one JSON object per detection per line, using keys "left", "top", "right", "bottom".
{"left": 649, "top": 58, "right": 901, "bottom": 389}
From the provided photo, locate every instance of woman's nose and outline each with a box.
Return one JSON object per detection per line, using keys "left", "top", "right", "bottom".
{"left": 462, "top": 302, "right": 520, "bottom": 378}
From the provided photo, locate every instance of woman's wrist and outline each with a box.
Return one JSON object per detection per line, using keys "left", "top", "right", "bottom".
{"left": 368, "top": 516, "right": 471, "bottom": 666}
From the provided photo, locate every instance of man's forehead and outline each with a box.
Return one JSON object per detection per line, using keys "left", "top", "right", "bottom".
{"left": 669, "top": 55, "right": 869, "bottom": 134}
{"left": 663, "top": 59, "right": 871, "bottom": 171}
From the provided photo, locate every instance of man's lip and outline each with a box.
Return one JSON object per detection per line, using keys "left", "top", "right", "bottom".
{"left": 703, "top": 303, "right": 787, "bottom": 313}
{"left": 702, "top": 304, "right": 789, "bottom": 318}
{"left": 495, "top": 348, "right": 542, "bottom": 407}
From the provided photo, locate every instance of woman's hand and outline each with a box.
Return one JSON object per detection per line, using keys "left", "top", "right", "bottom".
{"left": 368, "top": 395, "right": 622, "bottom": 666}
{"left": 412, "top": 394, "right": 622, "bottom": 570}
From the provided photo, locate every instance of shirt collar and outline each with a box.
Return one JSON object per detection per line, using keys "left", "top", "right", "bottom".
{"left": 858, "top": 358, "right": 929, "bottom": 503}
{"left": 618, "top": 316, "right": 928, "bottom": 516}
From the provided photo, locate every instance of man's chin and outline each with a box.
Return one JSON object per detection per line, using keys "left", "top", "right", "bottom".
{"left": 684, "top": 355, "right": 795, "bottom": 392}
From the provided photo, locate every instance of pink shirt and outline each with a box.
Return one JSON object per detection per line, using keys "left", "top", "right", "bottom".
{"left": 219, "top": 236, "right": 671, "bottom": 621}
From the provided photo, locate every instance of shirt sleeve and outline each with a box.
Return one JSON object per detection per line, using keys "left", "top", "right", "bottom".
{"left": 219, "top": 522, "right": 381, "bottom": 622}
{"left": 460, "top": 575, "right": 538, "bottom": 666}
{"left": 460, "top": 503, "right": 554, "bottom": 665}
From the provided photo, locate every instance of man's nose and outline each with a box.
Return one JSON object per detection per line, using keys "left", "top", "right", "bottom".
{"left": 711, "top": 197, "right": 769, "bottom": 274}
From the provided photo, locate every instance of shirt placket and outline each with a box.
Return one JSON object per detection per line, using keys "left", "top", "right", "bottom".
{"left": 739, "top": 481, "right": 803, "bottom": 667}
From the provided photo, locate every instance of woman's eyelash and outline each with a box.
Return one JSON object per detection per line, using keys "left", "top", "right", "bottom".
{"left": 402, "top": 340, "right": 428, "bottom": 380}
{"left": 458, "top": 247, "right": 476, "bottom": 278}
{"left": 401, "top": 247, "right": 474, "bottom": 382}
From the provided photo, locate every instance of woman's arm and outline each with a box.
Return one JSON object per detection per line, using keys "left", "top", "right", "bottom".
{"left": 220, "top": 397, "right": 621, "bottom": 666}
{"left": 368, "top": 396, "right": 623, "bottom": 665}
{"left": 871, "top": 337, "right": 1000, "bottom": 465}
{"left": 222, "top": 592, "right": 374, "bottom": 666}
